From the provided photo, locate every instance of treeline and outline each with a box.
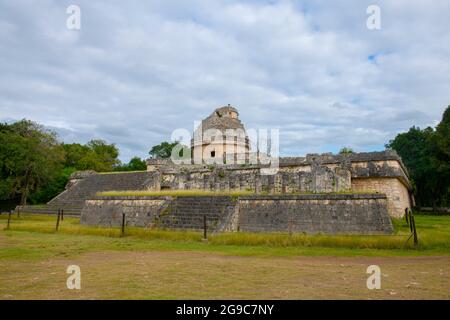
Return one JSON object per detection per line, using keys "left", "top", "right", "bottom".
{"left": 0, "top": 120, "right": 146, "bottom": 206}
{"left": 387, "top": 106, "right": 449, "bottom": 208}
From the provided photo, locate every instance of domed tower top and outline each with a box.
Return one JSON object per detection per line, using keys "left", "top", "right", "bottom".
{"left": 214, "top": 105, "right": 239, "bottom": 119}
{"left": 192, "top": 104, "right": 250, "bottom": 164}
{"left": 196, "top": 104, "right": 244, "bottom": 132}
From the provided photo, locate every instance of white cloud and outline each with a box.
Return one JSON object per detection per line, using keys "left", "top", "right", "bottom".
{"left": 0, "top": 0, "right": 449, "bottom": 161}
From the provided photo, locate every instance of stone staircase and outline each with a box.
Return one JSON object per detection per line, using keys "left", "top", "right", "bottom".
{"left": 44, "top": 171, "right": 157, "bottom": 215}
{"left": 158, "top": 196, "right": 237, "bottom": 231}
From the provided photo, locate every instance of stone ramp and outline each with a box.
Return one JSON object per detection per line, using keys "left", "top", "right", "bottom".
{"left": 158, "top": 196, "right": 237, "bottom": 231}
{"left": 46, "top": 171, "right": 157, "bottom": 215}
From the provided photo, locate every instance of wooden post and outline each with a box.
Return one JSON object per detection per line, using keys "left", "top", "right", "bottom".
{"left": 408, "top": 209, "right": 413, "bottom": 233}
{"left": 411, "top": 213, "right": 418, "bottom": 246}
{"left": 404, "top": 208, "right": 409, "bottom": 226}
{"left": 56, "top": 209, "right": 61, "bottom": 231}
{"left": 6, "top": 210, "right": 12, "bottom": 229}
{"left": 61, "top": 209, "right": 64, "bottom": 221}
{"left": 17, "top": 207, "right": 20, "bottom": 218}
{"left": 121, "top": 213, "right": 125, "bottom": 237}
{"left": 203, "top": 214, "right": 207, "bottom": 240}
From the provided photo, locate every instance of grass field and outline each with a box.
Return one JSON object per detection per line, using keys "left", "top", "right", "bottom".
{"left": 0, "top": 213, "right": 449, "bottom": 299}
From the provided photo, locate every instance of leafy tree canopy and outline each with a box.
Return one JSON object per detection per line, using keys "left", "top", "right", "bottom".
{"left": 0, "top": 120, "right": 122, "bottom": 206}
{"left": 386, "top": 105, "right": 450, "bottom": 207}
{"left": 63, "top": 139, "right": 120, "bottom": 172}
{"left": 339, "top": 147, "right": 354, "bottom": 154}
{"left": 114, "top": 157, "right": 147, "bottom": 171}
{"left": 0, "top": 120, "right": 65, "bottom": 205}
{"left": 149, "top": 141, "right": 180, "bottom": 159}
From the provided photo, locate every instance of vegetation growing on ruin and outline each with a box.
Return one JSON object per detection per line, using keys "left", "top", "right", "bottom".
{"left": 96, "top": 190, "right": 256, "bottom": 198}
{"left": 96, "top": 189, "right": 381, "bottom": 197}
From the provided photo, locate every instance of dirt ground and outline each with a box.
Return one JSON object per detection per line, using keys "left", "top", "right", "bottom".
{"left": 1, "top": 250, "right": 449, "bottom": 299}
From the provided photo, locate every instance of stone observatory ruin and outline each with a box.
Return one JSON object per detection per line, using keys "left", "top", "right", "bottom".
{"left": 19, "top": 105, "right": 413, "bottom": 234}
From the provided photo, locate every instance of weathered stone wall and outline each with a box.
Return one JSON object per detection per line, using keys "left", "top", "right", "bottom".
{"left": 351, "top": 178, "right": 411, "bottom": 218}
{"left": 54, "top": 151, "right": 411, "bottom": 219}
{"left": 80, "top": 197, "right": 169, "bottom": 227}
{"left": 161, "top": 165, "right": 351, "bottom": 194}
{"left": 237, "top": 194, "right": 392, "bottom": 234}
{"left": 145, "top": 150, "right": 411, "bottom": 218}
{"left": 80, "top": 196, "right": 237, "bottom": 231}
{"left": 80, "top": 194, "right": 393, "bottom": 234}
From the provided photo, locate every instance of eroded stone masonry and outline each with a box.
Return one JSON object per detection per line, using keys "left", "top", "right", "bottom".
{"left": 145, "top": 150, "right": 412, "bottom": 219}
{"left": 25, "top": 105, "right": 413, "bottom": 234}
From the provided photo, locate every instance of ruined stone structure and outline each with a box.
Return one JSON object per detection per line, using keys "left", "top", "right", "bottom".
{"left": 191, "top": 105, "right": 250, "bottom": 164}
{"left": 81, "top": 194, "right": 393, "bottom": 234}
{"left": 19, "top": 105, "right": 413, "bottom": 234}
{"left": 145, "top": 150, "right": 412, "bottom": 218}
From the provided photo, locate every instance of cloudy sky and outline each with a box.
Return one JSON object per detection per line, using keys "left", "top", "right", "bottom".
{"left": 1, "top": 0, "right": 449, "bottom": 162}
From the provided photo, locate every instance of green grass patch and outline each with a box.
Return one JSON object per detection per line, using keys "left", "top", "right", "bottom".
{"left": 2, "top": 230, "right": 444, "bottom": 262}
{"left": 1, "top": 213, "right": 450, "bottom": 257}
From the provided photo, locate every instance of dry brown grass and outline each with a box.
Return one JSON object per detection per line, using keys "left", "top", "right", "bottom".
{"left": 1, "top": 248, "right": 449, "bottom": 300}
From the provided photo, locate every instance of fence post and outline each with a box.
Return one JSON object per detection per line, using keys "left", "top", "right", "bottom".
{"left": 408, "top": 209, "right": 414, "bottom": 233}
{"left": 404, "top": 208, "right": 409, "bottom": 226}
{"left": 6, "top": 210, "right": 12, "bottom": 229}
{"left": 121, "top": 213, "right": 126, "bottom": 237}
{"left": 56, "top": 209, "right": 61, "bottom": 231}
{"left": 17, "top": 207, "right": 20, "bottom": 218}
{"left": 411, "top": 211, "right": 418, "bottom": 246}
{"left": 203, "top": 214, "right": 207, "bottom": 240}
{"left": 61, "top": 209, "right": 64, "bottom": 221}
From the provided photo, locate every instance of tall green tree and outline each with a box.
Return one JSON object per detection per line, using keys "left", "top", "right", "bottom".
{"left": 63, "top": 139, "right": 120, "bottom": 172}
{"left": 386, "top": 126, "right": 435, "bottom": 206}
{"left": 28, "top": 167, "right": 77, "bottom": 204}
{"left": 114, "top": 157, "right": 147, "bottom": 171}
{"left": 386, "top": 105, "right": 450, "bottom": 207}
{"left": 339, "top": 147, "right": 354, "bottom": 154}
{"left": 428, "top": 106, "right": 450, "bottom": 207}
{"left": 149, "top": 141, "right": 180, "bottom": 159}
{"left": 0, "top": 120, "right": 65, "bottom": 205}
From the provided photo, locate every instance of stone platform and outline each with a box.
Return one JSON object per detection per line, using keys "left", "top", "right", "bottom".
{"left": 80, "top": 194, "right": 393, "bottom": 234}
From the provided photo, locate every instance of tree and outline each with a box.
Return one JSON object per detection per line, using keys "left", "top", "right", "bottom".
{"left": 28, "top": 166, "right": 77, "bottom": 204}
{"left": 149, "top": 141, "right": 180, "bottom": 159}
{"left": 428, "top": 106, "right": 450, "bottom": 207}
{"left": 114, "top": 157, "right": 147, "bottom": 171}
{"left": 62, "top": 143, "right": 90, "bottom": 168}
{"left": 127, "top": 157, "right": 147, "bottom": 170}
{"left": 339, "top": 147, "right": 354, "bottom": 154}
{"left": 0, "top": 120, "right": 65, "bottom": 205}
{"left": 386, "top": 105, "right": 450, "bottom": 208}
{"left": 63, "top": 139, "right": 120, "bottom": 172}
{"left": 386, "top": 126, "right": 434, "bottom": 206}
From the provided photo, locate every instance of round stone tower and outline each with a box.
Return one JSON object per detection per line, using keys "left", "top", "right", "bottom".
{"left": 191, "top": 105, "right": 250, "bottom": 164}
